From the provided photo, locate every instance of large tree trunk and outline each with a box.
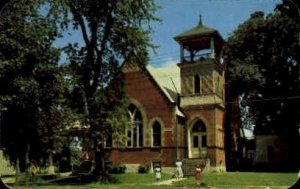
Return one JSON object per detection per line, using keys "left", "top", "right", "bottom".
{"left": 92, "top": 142, "right": 107, "bottom": 181}
{"left": 224, "top": 97, "right": 241, "bottom": 171}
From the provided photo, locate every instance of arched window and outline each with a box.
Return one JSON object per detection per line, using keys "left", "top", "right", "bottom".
{"left": 127, "top": 104, "right": 143, "bottom": 147}
{"left": 192, "top": 120, "right": 207, "bottom": 148}
{"left": 194, "top": 75, "right": 200, "bottom": 94}
{"left": 152, "top": 121, "right": 161, "bottom": 147}
{"left": 192, "top": 120, "right": 206, "bottom": 132}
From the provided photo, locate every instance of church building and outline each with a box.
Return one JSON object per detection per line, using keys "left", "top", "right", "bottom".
{"left": 105, "top": 19, "right": 226, "bottom": 172}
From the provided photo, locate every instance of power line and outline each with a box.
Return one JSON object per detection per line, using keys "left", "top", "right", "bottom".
{"left": 227, "top": 95, "right": 300, "bottom": 104}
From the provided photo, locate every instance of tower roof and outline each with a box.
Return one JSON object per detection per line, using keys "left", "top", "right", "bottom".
{"left": 174, "top": 18, "right": 223, "bottom": 42}
{"left": 174, "top": 18, "right": 223, "bottom": 51}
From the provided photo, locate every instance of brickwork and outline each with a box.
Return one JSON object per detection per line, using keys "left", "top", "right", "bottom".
{"left": 106, "top": 148, "right": 178, "bottom": 167}
{"left": 106, "top": 59, "right": 225, "bottom": 170}
{"left": 179, "top": 61, "right": 215, "bottom": 96}
{"left": 125, "top": 71, "right": 174, "bottom": 131}
{"left": 183, "top": 106, "right": 225, "bottom": 167}
{"left": 207, "top": 148, "right": 226, "bottom": 168}
{"left": 106, "top": 67, "right": 186, "bottom": 167}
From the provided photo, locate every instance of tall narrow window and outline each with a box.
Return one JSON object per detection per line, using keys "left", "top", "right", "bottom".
{"left": 194, "top": 75, "right": 200, "bottom": 94}
{"left": 193, "top": 136, "right": 199, "bottom": 148}
{"left": 127, "top": 104, "right": 143, "bottom": 147}
{"left": 152, "top": 121, "right": 161, "bottom": 147}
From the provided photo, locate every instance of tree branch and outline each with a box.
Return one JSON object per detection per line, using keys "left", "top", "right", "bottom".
{"left": 69, "top": 1, "right": 90, "bottom": 47}
{"left": 91, "top": 0, "right": 116, "bottom": 93}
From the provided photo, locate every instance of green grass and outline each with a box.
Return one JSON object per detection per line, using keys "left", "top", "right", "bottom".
{"left": 175, "top": 172, "right": 297, "bottom": 189}
{"left": 7, "top": 172, "right": 298, "bottom": 189}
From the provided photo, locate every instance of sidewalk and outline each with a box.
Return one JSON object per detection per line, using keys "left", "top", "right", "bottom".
{"left": 154, "top": 177, "right": 186, "bottom": 185}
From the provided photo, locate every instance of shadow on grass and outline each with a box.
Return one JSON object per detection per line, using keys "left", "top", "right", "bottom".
{"left": 47, "top": 173, "right": 119, "bottom": 185}
{"left": 4, "top": 173, "right": 120, "bottom": 188}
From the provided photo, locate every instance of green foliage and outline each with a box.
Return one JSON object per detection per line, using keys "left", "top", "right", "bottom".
{"left": 0, "top": 0, "right": 78, "bottom": 171}
{"left": 224, "top": 11, "right": 267, "bottom": 95}
{"left": 59, "top": 0, "right": 160, "bottom": 178}
{"left": 138, "top": 164, "right": 150, "bottom": 174}
{"left": 109, "top": 165, "right": 127, "bottom": 174}
{"left": 224, "top": 0, "right": 300, "bottom": 169}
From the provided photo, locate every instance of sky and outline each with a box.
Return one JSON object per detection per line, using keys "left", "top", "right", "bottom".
{"left": 55, "top": 0, "right": 282, "bottom": 67}
{"left": 149, "top": 0, "right": 282, "bottom": 67}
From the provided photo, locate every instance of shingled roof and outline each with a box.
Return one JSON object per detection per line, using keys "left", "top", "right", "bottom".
{"left": 146, "top": 64, "right": 184, "bottom": 117}
{"left": 174, "top": 18, "right": 223, "bottom": 51}
{"left": 174, "top": 22, "right": 218, "bottom": 41}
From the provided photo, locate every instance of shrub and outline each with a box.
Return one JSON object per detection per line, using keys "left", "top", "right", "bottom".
{"left": 109, "top": 165, "right": 126, "bottom": 174}
{"left": 138, "top": 164, "right": 150, "bottom": 174}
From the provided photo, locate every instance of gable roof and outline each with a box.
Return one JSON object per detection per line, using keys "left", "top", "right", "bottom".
{"left": 121, "top": 60, "right": 184, "bottom": 117}
{"left": 146, "top": 65, "right": 180, "bottom": 103}
{"left": 146, "top": 65, "right": 184, "bottom": 117}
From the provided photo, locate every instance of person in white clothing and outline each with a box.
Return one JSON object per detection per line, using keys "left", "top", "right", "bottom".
{"left": 175, "top": 160, "right": 183, "bottom": 179}
{"left": 155, "top": 167, "right": 161, "bottom": 181}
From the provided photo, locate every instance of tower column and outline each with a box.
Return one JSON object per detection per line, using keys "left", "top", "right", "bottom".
{"left": 210, "top": 38, "right": 215, "bottom": 59}
{"left": 180, "top": 44, "right": 184, "bottom": 62}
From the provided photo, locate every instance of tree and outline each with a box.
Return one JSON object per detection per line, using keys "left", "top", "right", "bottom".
{"left": 0, "top": 0, "right": 75, "bottom": 175}
{"left": 62, "top": 0, "right": 160, "bottom": 179}
{"left": 223, "top": 0, "right": 300, "bottom": 170}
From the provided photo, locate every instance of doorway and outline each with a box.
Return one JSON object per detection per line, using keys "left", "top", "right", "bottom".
{"left": 191, "top": 120, "right": 207, "bottom": 158}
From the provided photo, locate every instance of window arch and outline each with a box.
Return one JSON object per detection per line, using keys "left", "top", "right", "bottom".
{"left": 127, "top": 104, "right": 143, "bottom": 147}
{"left": 152, "top": 121, "right": 161, "bottom": 147}
{"left": 194, "top": 74, "right": 200, "bottom": 94}
{"left": 192, "top": 120, "right": 206, "bottom": 132}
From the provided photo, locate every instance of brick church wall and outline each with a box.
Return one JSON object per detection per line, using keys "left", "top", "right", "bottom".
{"left": 183, "top": 107, "right": 225, "bottom": 167}
{"left": 125, "top": 71, "right": 174, "bottom": 130}
{"left": 106, "top": 69, "right": 180, "bottom": 167}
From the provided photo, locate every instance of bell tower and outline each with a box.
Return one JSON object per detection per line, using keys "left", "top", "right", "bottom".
{"left": 174, "top": 17, "right": 226, "bottom": 171}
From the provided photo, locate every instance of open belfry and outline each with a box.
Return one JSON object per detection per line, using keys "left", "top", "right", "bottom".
{"left": 106, "top": 17, "right": 226, "bottom": 172}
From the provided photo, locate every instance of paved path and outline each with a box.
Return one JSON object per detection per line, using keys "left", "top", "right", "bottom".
{"left": 154, "top": 177, "right": 186, "bottom": 185}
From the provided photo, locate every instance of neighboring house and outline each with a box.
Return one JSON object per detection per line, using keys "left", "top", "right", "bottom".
{"left": 105, "top": 19, "right": 226, "bottom": 172}
{"left": 254, "top": 135, "right": 288, "bottom": 166}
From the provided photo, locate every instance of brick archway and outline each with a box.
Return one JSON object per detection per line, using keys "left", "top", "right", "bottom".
{"left": 187, "top": 117, "right": 209, "bottom": 158}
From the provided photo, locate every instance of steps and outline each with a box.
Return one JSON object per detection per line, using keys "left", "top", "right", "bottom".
{"left": 181, "top": 158, "right": 209, "bottom": 176}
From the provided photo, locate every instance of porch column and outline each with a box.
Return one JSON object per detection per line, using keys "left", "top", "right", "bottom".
{"left": 187, "top": 126, "right": 192, "bottom": 158}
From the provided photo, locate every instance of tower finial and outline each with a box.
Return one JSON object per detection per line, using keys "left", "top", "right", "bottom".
{"left": 199, "top": 14, "right": 202, "bottom": 25}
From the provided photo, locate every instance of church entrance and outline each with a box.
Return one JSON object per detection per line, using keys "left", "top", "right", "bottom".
{"left": 191, "top": 120, "right": 207, "bottom": 158}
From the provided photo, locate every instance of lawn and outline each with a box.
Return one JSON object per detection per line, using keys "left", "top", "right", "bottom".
{"left": 7, "top": 172, "right": 298, "bottom": 189}
{"left": 175, "top": 172, "right": 297, "bottom": 189}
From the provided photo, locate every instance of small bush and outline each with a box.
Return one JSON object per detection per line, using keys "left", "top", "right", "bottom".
{"left": 138, "top": 164, "right": 150, "bottom": 174}
{"left": 109, "top": 165, "right": 126, "bottom": 174}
